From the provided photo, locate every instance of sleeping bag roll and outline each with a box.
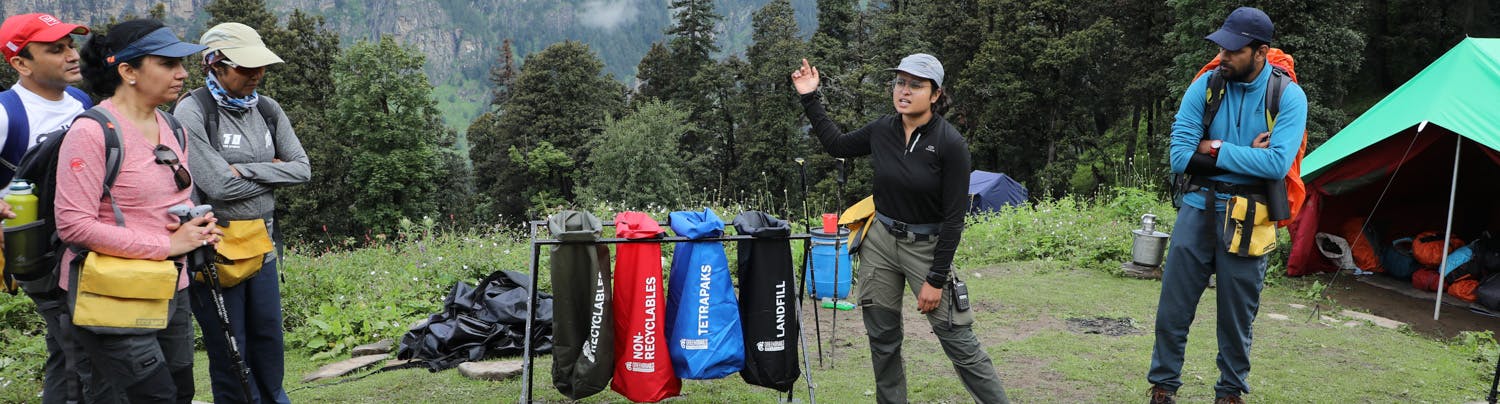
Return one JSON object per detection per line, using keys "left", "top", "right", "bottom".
{"left": 666, "top": 208, "right": 745, "bottom": 380}
{"left": 610, "top": 211, "right": 680, "bottom": 402}
{"left": 731, "top": 211, "right": 801, "bottom": 391}
{"left": 547, "top": 211, "right": 614, "bottom": 400}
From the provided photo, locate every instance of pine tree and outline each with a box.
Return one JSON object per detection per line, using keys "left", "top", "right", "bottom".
{"left": 734, "top": 0, "right": 807, "bottom": 216}
{"left": 488, "top": 39, "right": 517, "bottom": 108}
{"left": 472, "top": 41, "right": 625, "bottom": 221}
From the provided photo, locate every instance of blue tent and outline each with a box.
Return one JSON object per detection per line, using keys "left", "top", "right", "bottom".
{"left": 968, "top": 170, "right": 1028, "bottom": 214}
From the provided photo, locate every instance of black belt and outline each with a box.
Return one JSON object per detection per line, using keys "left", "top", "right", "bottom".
{"left": 875, "top": 212, "right": 939, "bottom": 242}
{"left": 1188, "top": 176, "right": 1265, "bottom": 197}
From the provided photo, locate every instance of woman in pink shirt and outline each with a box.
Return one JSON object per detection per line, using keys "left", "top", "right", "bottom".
{"left": 57, "top": 19, "right": 218, "bottom": 403}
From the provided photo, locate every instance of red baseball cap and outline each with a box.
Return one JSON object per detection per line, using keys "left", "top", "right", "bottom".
{"left": 1, "top": 13, "right": 89, "bottom": 60}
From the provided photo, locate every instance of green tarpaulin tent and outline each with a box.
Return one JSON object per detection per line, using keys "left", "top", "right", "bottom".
{"left": 1288, "top": 38, "right": 1500, "bottom": 319}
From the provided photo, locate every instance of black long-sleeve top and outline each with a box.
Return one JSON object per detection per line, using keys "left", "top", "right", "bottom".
{"left": 801, "top": 92, "right": 970, "bottom": 288}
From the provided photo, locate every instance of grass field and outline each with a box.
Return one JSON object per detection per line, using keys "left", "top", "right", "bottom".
{"left": 206, "top": 260, "right": 1491, "bottom": 403}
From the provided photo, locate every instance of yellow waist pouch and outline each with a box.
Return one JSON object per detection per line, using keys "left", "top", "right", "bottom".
{"left": 1225, "top": 195, "right": 1277, "bottom": 257}
{"left": 198, "top": 219, "right": 274, "bottom": 288}
{"left": 72, "top": 252, "right": 178, "bottom": 333}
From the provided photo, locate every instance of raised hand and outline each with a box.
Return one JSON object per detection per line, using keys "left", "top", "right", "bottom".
{"left": 791, "top": 58, "right": 821, "bottom": 95}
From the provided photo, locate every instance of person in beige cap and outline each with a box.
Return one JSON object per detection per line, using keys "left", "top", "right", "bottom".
{"left": 172, "top": 22, "right": 309, "bottom": 404}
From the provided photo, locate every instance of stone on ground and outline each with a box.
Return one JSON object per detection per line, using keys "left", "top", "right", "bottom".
{"left": 352, "top": 339, "right": 394, "bottom": 356}
{"left": 1265, "top": 313, "right": 1289, "bottom": 321}
{"left": 302, "top": 353, "right": 390, "bottom": 382}
{"left": 458, "top": 359, "right": 524, "bottom": 381}
{"left": 1339, "top": 310, "right": 1405, "bottom": 329}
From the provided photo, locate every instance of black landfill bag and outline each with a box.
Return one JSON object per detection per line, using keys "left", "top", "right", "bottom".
{"left": 397, "top": 270, "right": 554, "bottom": 372}
{"left": 547, "top": 211, "right": 614, "bottom": 399}
{"left": 731, "top": 211, "right": 801, "bottom": 391}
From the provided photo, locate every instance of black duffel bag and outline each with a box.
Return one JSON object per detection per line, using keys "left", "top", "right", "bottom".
{"left": 397, "top": 270, "right": 554, "bottom": 372}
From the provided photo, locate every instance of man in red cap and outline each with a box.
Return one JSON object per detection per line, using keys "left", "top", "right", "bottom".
{"left": 0, "top": 12, "right": 94, "bottom": 404}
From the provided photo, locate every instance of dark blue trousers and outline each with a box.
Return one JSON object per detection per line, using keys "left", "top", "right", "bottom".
{"left": 191, "top": 256, "right": 290, "bottom": 404}
{"left": 1148, "top": 202, "right": 1268, "bottom": 398}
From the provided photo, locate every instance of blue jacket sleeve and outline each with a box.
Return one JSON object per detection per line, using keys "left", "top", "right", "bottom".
{"left": 1169, "top": 74, "right": 1213, "bottom": 175}
{"left": 1216, "top": 83, "right": 1307, "bottom": 180}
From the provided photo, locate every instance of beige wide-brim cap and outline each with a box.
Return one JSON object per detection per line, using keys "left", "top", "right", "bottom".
{"left": 200, "top": 22, "right": 283, "bottom": 68}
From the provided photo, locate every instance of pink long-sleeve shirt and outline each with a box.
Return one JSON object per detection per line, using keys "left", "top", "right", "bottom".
{"left": 56, "top": 100, "right": 193, "bottom": 290}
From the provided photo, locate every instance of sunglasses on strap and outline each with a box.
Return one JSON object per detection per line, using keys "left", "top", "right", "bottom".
{"left": 153, "top": 144, "right": 192, "bottom": 191}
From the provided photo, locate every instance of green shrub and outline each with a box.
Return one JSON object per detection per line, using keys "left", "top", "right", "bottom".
{"left": 955, "top": 187, "right": 1176, "bottom": 273}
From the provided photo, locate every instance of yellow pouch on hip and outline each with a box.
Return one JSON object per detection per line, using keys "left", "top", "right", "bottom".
{"left": 198, "top": 219, "right": 273, "bottom": 288}
{"left": 1225, "top": 195, "right": 1276, "bottom": 257}
{"left": 73, "top": 252, "right": 177, "bottom": 331}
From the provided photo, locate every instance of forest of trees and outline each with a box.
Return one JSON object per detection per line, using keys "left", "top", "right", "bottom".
{"left": 1, "top": 0, "right": 1495, "bottom": 245}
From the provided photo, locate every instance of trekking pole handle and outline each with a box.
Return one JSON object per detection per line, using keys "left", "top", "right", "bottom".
{"left": 169, "top": 204, "right": 214, "bottom": 264}
{"left": 835, "top": 158, "right": 847, "bottom": 185}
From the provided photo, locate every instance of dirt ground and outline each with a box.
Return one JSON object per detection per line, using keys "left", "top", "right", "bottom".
{"left": 1315, "top": 271, "right": 1500, "bottom": 339}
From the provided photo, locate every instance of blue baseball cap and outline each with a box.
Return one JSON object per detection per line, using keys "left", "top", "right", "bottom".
{"left": 887, "top": 53, "right": 945, "bottom": 88}
{"left": 1205, "top": 7, "right": 1273, "bottom": 50}
{"left": 105, "top": 27, "right": 206, "bottom": 66}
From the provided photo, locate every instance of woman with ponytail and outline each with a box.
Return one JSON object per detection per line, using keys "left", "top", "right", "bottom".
{"left": 60, "top": 19, "right": 216, "bottom": 402}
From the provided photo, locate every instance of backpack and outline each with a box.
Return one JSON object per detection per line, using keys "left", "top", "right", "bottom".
{"left": 173, "top": 87, "right": 280, "bottom": 153}
{"left": 0, "top": 86, "right": 94, "bottom": 183}
{"left": 1, "top": 106, "right": 186, "bottom": 293}
{"left": 1191, "top": 48, "right": 1308, "bottom": 227}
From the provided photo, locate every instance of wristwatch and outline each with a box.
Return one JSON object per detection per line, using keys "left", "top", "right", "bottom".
{"left": 1209, "top": 139, "right": 1223, "bottom": 158}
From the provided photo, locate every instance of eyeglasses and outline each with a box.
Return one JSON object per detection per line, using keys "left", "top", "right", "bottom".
{"left": 214, "top": 52, "right": 263, "bottom": 75}
{"left": 888, "top": 78, "right": 931, "bottom": 92}
{"left": 153, "top": 144, "right": 193, "bottom": 191}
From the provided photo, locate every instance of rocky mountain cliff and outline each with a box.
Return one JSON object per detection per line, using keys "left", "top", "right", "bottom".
{"left": 3, "top": 0, "right": 816, "bottom": 127}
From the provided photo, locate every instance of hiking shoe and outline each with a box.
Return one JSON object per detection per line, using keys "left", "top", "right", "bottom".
{"left": 1149, "top": 385, "right": 1176, "bottom": 404}
{"left": 1214, "top": 395, "right": 1245, "bottom": 404}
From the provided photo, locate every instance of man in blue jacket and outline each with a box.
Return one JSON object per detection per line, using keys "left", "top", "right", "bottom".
{"left": 1148, "top": 7, "right": 1306, "bottom": 404}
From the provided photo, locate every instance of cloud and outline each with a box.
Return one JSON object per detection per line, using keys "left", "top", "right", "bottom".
{"left": 579, "top": 0, "right": 641, "bottom": 31}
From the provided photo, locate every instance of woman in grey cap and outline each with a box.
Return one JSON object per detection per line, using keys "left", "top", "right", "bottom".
{"left": 173, "top": 22, "right": 309, "bottom": 404}
{"left": 792, "top": 55, "right": 1010, "bottom": 403}
{"left": 64, "top": 18, "right": 218, "bottom": 403}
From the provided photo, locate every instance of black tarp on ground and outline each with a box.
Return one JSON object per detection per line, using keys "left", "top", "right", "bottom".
{"left": 547, "top": 211, "right": 614, "bottom": 399}
{"left": 731, "top": 211, "right": 801, "bottom": 391}
{"left": 396, "top": 270, "right": 553, "bottom": 372}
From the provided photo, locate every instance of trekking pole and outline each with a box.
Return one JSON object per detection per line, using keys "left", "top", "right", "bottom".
{"left": 795, "top": 158, "right": 825, "bottom": 366}
{"left": 171, "top": 204, "right": 252, "bottom": 403}
{"left": 830, "top": 158, "right": 847, "bottom": 363}
{"left": 1489, "top": 349, "right": 1500, "bottom": 404}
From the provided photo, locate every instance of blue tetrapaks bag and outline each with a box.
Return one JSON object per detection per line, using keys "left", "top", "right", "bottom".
{"left": 665, "top": 208, "right": 745, "bottom": 379}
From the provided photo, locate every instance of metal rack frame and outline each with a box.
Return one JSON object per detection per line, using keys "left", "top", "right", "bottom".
{"left": 518, "top": 219, "right": 822, "bottom": 403}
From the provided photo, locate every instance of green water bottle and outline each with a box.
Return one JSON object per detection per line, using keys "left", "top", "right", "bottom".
{"left": 4, "top": 180, "right": 38, "bottom": 228}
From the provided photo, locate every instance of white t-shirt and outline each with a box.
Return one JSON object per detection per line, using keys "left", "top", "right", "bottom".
{"left": 0, "top": 82, "right": 87, "bottom": 152}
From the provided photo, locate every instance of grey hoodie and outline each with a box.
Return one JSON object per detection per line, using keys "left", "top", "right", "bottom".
{"left": 173, "top": 95, "right": 311, "bottom": 221}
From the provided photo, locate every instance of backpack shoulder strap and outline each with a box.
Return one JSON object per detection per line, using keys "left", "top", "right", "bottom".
{"left": 1, "top": 89, "right": 29, "bottom": 172}
{"left": 1265, "top": 66, "right": 1290, "bottom": 130}
{"left": 1201, "top": 70, "right": 1227, "bottom": 137}
{"left": 159, "top": 109, "right": 188, "bottom": 150}
{"left": 63, "top": 86, "right": 93, "bottom": 109}
{"left": 257, "top": 98, "right": 281, "bottom": 151}
{"left": 80, "top": 108, "right": 126, "bottom": 227}
{"left": 187, "top": 87, "right": 221, "bottom": 152}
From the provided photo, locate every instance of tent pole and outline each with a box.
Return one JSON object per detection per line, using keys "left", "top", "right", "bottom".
{"left": 1434, "top": 137, "right": 1462, "bottom": 321}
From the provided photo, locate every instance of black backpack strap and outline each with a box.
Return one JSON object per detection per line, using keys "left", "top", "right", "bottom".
{"left": 182, "top": 87, "right": 222, "bottom": 152}
{"left": 257, "top": 98, "right": 281, "bottom": 152}
{"left": 1201, "top": 70, "right": 1227, "bottom": 134}
{"left": 79, "top": 108, "right": 126, "bottom": 227}
{"left": 1265, "top": 66, "right": 1289, "bottom": 129}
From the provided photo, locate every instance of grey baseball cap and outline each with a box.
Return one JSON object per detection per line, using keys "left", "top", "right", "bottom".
{"left": 887, "top": 53, "right": 945, "bottom": 88}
